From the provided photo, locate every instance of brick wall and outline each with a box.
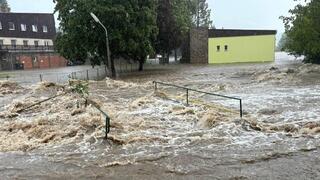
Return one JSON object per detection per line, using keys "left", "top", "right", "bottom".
{"left": 189, "top": 28, "right": 208, "bottom": 64}
{"left": 17, "top": 53, "right": 67, "bottom": 70}
{"left": 19, "top": 55, "right": 33, "bottom": 69}
{"left": 38, "top": 55, "right": 50, "bottom": 69}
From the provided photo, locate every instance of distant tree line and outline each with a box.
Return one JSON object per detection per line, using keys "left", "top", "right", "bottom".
{"left": 54, "top": 0, "right": 213, "bottom": 77}
{"left": 276, "top": 33, "right": 288, "bottom": 52}
{"left": 281, "top": 0, "right": 320, "bottom": 64}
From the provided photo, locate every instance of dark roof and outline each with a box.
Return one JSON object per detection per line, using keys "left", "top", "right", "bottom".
{"left": 0, "top": 12, "right": 56, "bottom": 39}
{"left": 209, "top": 29, "right": 277, "bottom": 38}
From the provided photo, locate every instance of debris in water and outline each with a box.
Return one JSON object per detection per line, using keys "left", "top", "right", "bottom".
{"left": 0, "top": 81, "right": 24, "bottom": 95}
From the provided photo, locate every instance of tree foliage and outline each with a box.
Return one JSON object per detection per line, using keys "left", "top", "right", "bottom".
{"left": 0, "top": 0, "right": 10, "bottom": 13}
{"left": 193, "top": 0, "right": 213, "bottom": 28}
{"left": 156, "top": 0, "right": 185, "bottom": 59}
{"left": 54, "top": 0, "right": 213, "bottom": 70}
{"left": 54, "top": 0, "right": 157, "bottom": 76}
{"left": 155, "top": 0, "right": 212, "bottom": 62}
{"left": 281, "top": 0, "right": 320, "bottom": 64}
{"left": 277, "top": 33, "right": 288, "bottom": 52}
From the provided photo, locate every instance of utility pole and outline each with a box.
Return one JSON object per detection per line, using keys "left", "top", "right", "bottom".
{"left": 90, "top": 12, "right": 116, "bottom": 77}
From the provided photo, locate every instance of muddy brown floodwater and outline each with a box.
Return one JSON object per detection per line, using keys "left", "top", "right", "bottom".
{"left": 0, "top": 59, "right": 320, "bottom": 179}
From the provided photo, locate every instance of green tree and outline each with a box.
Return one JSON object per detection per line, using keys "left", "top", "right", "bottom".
{"left": 281, "top": 0, "right": 320, "bottom": 64}
{"left": 193, "top": 0, "right": 213, "bottom": 28}
{"left": 0, "top": 0, "right": 10, "bottom": 13}
{"left": 277, "top": 33, "right": 288, "bottom": 52}
{"left": 156, "top": 0, "right": 195, "bottom": 62}
{"left": 54, "top": 0, "right": 157, "bottom": 76}
{"left": 155, "top": 0, "right": 212, "bottom": 63}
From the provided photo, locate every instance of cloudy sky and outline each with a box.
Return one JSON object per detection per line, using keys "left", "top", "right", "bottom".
{"left": 8, "top": 0, "right": 301, "bottom": 39}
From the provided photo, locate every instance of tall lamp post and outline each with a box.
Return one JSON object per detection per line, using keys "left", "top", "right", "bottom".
{"left": 90, "top": 12, "right": 113, "bottom": 76}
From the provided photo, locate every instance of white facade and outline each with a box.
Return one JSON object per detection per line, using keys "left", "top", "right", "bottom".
{"left": 0, "top": 37, "right": 53, "bottom": 46}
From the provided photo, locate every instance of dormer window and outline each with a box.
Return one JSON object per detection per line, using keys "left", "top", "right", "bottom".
{"left": 43, "top": 26, "right": 48, "bottom": 33}
{"left": 32, "top": 25, "right": 38, "bottom": 32}
{"left": 9, "top": 22, "right": 15, "bottom": 30}
{"left": 21, "top": 24, "right": 27, "bottom": 31}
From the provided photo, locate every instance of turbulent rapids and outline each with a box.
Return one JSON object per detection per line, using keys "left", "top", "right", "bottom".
{"left": 0, "top": 61, "right": 320, "bottom": 179}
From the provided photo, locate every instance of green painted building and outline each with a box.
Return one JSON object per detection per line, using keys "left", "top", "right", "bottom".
{"left": 186, "top": 29, "right": 277, "bottom": 64}
{"left": 208, "top": 29, "right": 277, "bottom": 64}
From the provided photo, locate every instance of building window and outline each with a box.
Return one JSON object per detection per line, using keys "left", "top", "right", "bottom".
{"left": 217, "top": 45, "right": 220, "bottom": 52}
{"left": 44, "top": 41, "right": 49, "bottom": 46}
{"left": 0, "top": 22, "right": 2, "bottom": 30}
{"left": 11, "top": 40, "right": 17, "bottom": 47}
{"left": 21, "top": 24, "right": 27, "bottom": 31}
{"left": 23, "top": 40, "right": 28, "bottom": 47}
{"left": 34, "top": 40, "right": 39, "bottom": 47}
{"left": 43, "top": 26, "right": 48, "bottom": 33}
{"left": 0, "top": 40, "right": 3, "bottom": 46}
{"left": 225, "top": 45, "right": 228, "bottom": 52}
{"left": 32, "top": 25, "right": 38, "bottom": 32}
{"left": 9, "top": 22, "right": 15, "bottom": 30}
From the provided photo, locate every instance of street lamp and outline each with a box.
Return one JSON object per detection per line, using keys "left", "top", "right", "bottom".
{"left": 90, "top": 12, "right": 112, "bottom": 76}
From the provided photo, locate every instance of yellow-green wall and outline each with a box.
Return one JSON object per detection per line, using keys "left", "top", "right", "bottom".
{"left": 208, "top": 35, "right": 276, "bottom": 64}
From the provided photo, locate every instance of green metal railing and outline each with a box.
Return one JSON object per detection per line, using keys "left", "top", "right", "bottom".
{"left": 84, "top": 98, "right": 110, "bottom": 139}
{"left": 14, "top": 92, "right": 110, "bottom": 139}
{"left": 153, "top": 81, "right": 243, "bottom": 118}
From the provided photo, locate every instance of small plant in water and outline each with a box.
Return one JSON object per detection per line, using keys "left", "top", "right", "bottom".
{"left": 71, "top": 81, "right": 89, "bottom": 98}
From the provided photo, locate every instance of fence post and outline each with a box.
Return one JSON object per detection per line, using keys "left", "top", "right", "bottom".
{"left": 97, "top": 69, "right": 99, "bottom": 80}
{"left": 240, "top": 99, "right": 243, "bottom": 118}
{"left": 39, "top": 74, "right": 43, "bottom": 82}
{"left": 86, "top": 70, "right": 89, "bottom": 81}
{"left": 105, "top": 117, "right": 110, "bottom": 139}
{"left": 186, "top": 89, "right": 189, "bottom": 105}
{"left": 75, "top": 72, "right": 77, "bottom": 79}
{"left": 154, "top": 82, "right": 158, "bottom": 91}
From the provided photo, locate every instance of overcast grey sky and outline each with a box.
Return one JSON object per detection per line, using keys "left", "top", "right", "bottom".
{"left": 8, "top": 0, "right": 300, "bottom": 39}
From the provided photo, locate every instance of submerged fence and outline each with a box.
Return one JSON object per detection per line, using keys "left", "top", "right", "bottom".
{"left": 0, "top": 66, "right": 110, "bottom": 85}
{"left": 69, "top": 66, "right": 108, "bottom": 81}
{"left": 84, "top": 98, "right": 110, "bottom": 139}
{"left": 0, "top": 71, "right": 70, "bottom": 85}
{"left": 153, "top": 81, "right": 243, "bottom": 118}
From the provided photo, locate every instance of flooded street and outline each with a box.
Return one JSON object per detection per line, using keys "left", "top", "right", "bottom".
{"left": 0, "top": 53, "right": 320, "bottom": 179}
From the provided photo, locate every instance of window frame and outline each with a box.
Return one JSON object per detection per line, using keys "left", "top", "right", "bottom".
{"left": 11, "top": 39, "right": 17, "bottom": 47}
{"left": 21, "top": 24, "right": 27, "bottom": 32}
{"left": 43, "top": 25, "right": 48, "bottom": 33}
{"left": 23, "top": 40, "right": 29, "bottom": 47}
{"left": 44, "top": 41, "right": 50, "bottom": 47}
{"left": 34, "top": 40, "right": 39, "bottom": 47}
{"left": 224, "top": 45, "right": 228, "bottom": 52}
{"left": 216, "top": 45, "right": 221, "bottom": 52}
{"left": 9, "top": 22, "right": 15, "bottom": 31}
{"left": 32, "top": 25, "right": 38, "bottom": 32}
